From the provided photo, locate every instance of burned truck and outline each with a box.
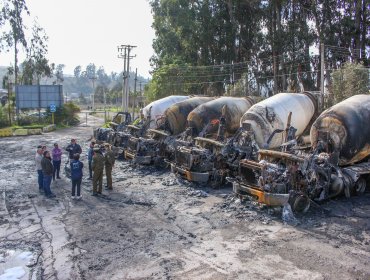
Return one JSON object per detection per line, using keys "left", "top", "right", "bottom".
{"left": 171, "top": 92, "right": 320, "bottom": 186}
{"left": 170, "top": 96, "right": 255, "bottom": 184}
{"left": 232, "top": 94, "right": 370, "bottom": 212}
{"left": 124, "top": 96, "right": 215, "bottom": 164}
{"left": 107, "top": 95, "right": 190, "bottom": 152}
{"left": 94, "top": 111, "right": 132, "bottom": 144}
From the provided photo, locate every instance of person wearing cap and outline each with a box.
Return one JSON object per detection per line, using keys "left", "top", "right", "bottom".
{"left": 70, "top": 153, "right": 84, "bottom": 199}
{"left": 35, "top": 145, "right": 44, "bottom": 193}
{"left": 66, "top": 139, "right": 82, "bottom": 160}
{"left": 87, "top": 141, "right": 95, "bottom": 179}
{"left": 104, "top": 143, "right": 115, "bottom": 190}
{"left": 41, "top": 150, "right": 56, "bottom": 198}
{"left": 52, "top": 143, "right": 62, "bottom": 180}
{"left": 91, "top": 144, "right": 105, "bottom": 196}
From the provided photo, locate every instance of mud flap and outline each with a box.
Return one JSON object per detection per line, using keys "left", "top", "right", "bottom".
{"left": 171, "top": 164, "right": 209, "bottom": 182}
{"left": 232, "top": 182, "right": 289, "bottom": 206}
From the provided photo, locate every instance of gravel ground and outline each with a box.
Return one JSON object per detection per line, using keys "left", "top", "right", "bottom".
{"left": 0, "top": 114, "right": 369, "bottom": 280}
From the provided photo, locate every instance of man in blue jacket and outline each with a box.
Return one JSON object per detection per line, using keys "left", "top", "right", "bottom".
{"left": 70, "top": 153, "right": 84, "bottom": 200}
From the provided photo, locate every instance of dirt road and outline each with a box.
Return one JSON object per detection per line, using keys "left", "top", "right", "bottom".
{"left": 0, "top": 114, "right": 369, "bottom": 280}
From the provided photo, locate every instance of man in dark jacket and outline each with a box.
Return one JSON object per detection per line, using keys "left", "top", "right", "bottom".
{"left": 92, "top": 144, "right": 105, "bottom": 196}
{"left": 66, "top": 139, "right": 82, "bottom": 160}
{"left": 41, "top": 151, "right": 55, "bottom": 198}
{"left": 70, "top": 153, "right": 84, "bottom": 199}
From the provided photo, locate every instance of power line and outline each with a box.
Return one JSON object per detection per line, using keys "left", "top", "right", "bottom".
{"left": 155, "top": 48, "right": 312, "bottom": 72}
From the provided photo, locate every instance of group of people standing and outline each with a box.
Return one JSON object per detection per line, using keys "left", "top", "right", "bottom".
{"left": 88, "top": 142, "right": 115, "bottom": 196}
{"left": 35, "top": 138, "right": 115, "bottom": 199}
{"left": 35, "top": 143, "right": 65, "bottom": 198}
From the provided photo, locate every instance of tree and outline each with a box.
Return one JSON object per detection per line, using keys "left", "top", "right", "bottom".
{"left": 74, "top": 65, "right": 82, "bottom": 79}
{"left": 94, "top": 84, "right": 109, "bottom": 104}
{"left": 85, "top": 63, "right": 96, "bottom": 78}
{"left": 96, "top": 66, "right": 110, "bottom": 86}
{"left": 20, "top": 21, "right": 52, "bottom": 85}
{"left": 54, "top": 64, "right": 65, "bottom": 84}
{"left": 0, "top": 0, "right": 29, "bottom": 84}
{"left": 148, "top": 0, "right": 369, "bottom": 99}
{"left": 78, "top": 92, "right": 87, "bottom": 104}
{"left": 332, "top": 62, "right": 369, "bottom": 103}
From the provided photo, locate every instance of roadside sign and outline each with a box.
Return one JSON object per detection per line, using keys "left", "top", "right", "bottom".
{"left": 50, "top": 104, "right": 56, "bottom": 112}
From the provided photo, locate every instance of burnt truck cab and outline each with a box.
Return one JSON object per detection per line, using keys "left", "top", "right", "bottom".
{"left": 232, "top": 120, "right": 370, "bottom": 213}
{"left": 94, "top": 112, "right": 132, "bottom": 145}
{"left": 170, "top": 122, "right": 262, "bottom": 186}
{"left": 171, "top": 136, "right": 226, "bottom": 184}
{"left": 124, "top": 128, "right": 170, "bottom": 165}
{"left": 123, "top": 115, "right": 158, "bottom": 163}
{"left": 231, "top": 150, "right": 310, "bottom": 211}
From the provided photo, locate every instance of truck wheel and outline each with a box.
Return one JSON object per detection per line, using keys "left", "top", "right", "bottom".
{"left": 289, "top": 193, "right": 310, "bottom": 213}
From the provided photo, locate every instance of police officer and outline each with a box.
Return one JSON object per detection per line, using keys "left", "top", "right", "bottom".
{"left": 91, "top": 144, "right": 105, "bottom": 196}
{"left": 104, "top": 143, "right": 115, "bottom": 190}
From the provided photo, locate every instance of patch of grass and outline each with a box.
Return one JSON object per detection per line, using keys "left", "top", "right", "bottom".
{"left": 56, "top": 123, "right": 71, "bottom": 129}
{"left": 11, "top": 124, "right": 45, "bottom": 129}
{"left": 22, "top": 125, "right": 45, "bottom": 129}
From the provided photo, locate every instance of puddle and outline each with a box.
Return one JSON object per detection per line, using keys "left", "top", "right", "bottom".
{"left": 0, "top": 250, "right": 35, "bottom": 280}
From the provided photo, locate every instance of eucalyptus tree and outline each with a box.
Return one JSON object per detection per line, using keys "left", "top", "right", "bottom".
{"left": 0, "top": 0, "right": 29, "bottom": 84}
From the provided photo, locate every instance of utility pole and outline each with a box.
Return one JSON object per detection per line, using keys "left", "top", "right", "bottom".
{"left": 89, "top": 76, "right": 97, "bottom": 111}
{"left": 118, "top": 44, "right": 136, "bottom": 112}
{"left": 139, "top": 81, "right": 144, "bottom": 107}
{"left": 118, "top": 46, "right": 127, "bottom": 111}
{"left": 133, "top": 68, "right": 137, "bottom": 120}
{"left": 125, "top": 46, "right": 136, "bottom": 112}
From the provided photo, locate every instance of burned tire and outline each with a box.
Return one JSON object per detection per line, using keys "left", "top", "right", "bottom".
{"left": 289, "top": 192, "right": 310, "bottom": 213}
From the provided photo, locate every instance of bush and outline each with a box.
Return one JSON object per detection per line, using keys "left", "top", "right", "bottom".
{"left": 17, "top": 115, "right": 48, "bottom": 126}
{"left": 0, "top": 106, "right": 8, "bottom": 128}
{"left": 46, "top": 102, "right": 81, "bottom": 126}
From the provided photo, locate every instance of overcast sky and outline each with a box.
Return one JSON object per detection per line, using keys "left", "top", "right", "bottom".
{"left": 0, "top": 0, "right": 155, "bottom": 78}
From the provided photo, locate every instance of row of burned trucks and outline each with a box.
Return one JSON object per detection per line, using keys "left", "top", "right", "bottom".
{"left": 95, "top": 93, "right": 370, "bottom": 212}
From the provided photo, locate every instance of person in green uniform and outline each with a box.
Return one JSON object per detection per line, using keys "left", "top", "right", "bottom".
{"left": 92, "top": 144, "right": 105, "bottom": 196}
{"left": 104, "top": 143, "right": 115, "bottom": 190}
